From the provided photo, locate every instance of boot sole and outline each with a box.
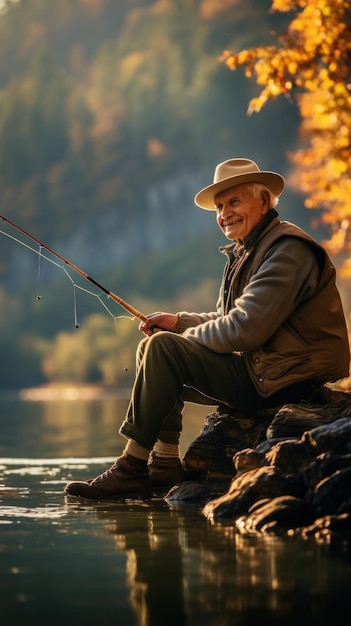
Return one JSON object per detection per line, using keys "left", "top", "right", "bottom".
{"left": 64, "top": 488, "right": 152, "bottom": 500}
{"left": 64, "top": 483, "right": 151, "bottom": 500}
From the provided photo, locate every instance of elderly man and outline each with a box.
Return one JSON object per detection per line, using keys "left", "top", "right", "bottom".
{"left": 65, "top": 158, "right": 350, "bottom": 499}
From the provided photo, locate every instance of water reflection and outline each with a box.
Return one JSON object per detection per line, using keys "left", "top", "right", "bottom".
{"left": 1, "top": 395, "right": 351, "bottom": 626}
{"left": 64, "top": 497, "right": 351, "bottom": 626}
{"left": 85, "top": 500, "right": 188, "bottom": 625}
{"left": 0, "top": 392, "right": 208, "bottom": 458}
{"left": 0, "top": 393, "right": 130, "bottom": 458}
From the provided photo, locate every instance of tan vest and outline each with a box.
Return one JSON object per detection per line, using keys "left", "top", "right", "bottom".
{"left": 232, "top": 221, "right": 350, "bottom": 397}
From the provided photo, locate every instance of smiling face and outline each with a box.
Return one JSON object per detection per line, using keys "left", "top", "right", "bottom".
{"left": 215, "top": 183, "right": 271, "bottom": 243}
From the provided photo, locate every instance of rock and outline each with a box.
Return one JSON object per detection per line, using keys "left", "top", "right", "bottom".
{"left": 302, "top": 417, "right": 351, "bottom": 454}
{"left": 233, "top": 438, "right": 316, "bottom": 476}
{"left": 235, "top": 496, "right": 312, "bottom": 534}
{"left": 300, "top": 513, "right": 351, "bottom": 541}
{"left": 310, "top": 468, "right": 351, "bottom": 516}
{"left": 182, "top": 406, "right": 275, "bottom": 480}
{"left": 166, "top": 479, "right": 231, "bottom": 507}
{"left": 202, "top": 465, "right": 305, "bottom": 522}
{"left": 166, "top": 385, "right": 351, "bottom": 540}
{"left": 267, "top": 396, "right": 351, "bottom": 439}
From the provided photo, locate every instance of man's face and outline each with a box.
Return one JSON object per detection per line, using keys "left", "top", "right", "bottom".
{"left": 215, "top": 184, "right": 270, "bottom": 243}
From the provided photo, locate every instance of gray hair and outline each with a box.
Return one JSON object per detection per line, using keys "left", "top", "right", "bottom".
{"left": 246, "top": 182, "right": 279, "bottom": 209}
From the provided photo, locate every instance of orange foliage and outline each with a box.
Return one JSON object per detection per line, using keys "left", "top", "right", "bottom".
{"left": 220, "top": 0, "right": 351, "bottom": 275}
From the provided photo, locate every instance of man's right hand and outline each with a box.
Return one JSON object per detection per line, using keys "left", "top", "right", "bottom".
{"left": 139, "top": 312, "right": 179, "bottom": 336}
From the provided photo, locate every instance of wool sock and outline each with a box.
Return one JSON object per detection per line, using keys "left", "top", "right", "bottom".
{"left": 153, "top": 440, "right": 180, "bottom": 459}
{"left": 124, "top": 439, "right": 150, "bottom": 461}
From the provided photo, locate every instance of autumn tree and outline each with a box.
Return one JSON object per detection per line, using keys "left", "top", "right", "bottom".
{"left": 220, "top": 0, "right": 351, "bottom": 275}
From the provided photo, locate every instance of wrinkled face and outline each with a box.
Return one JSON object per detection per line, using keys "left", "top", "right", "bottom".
{"left": 215, "top": 183, "right": 270, "bottom": 243}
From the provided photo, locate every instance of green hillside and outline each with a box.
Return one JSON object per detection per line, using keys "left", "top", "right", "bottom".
{"left": 0, "top": 0, "right": 304, "bottom": 389}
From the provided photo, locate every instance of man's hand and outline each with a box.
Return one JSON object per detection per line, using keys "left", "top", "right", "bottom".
{"left": 139, "top": 312, "right": 179, "bottom": 336}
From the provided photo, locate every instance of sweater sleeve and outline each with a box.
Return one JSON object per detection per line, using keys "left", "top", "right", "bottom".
{"left": 179, "top": 238, "right": 320, "bottom": 353}
{"left": 177, "top": 310, "right": 221, "bottom": 332}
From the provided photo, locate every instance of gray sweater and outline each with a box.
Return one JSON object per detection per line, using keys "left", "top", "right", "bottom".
{"left": 177, "top": 218, "right": 349, "bottom": 397}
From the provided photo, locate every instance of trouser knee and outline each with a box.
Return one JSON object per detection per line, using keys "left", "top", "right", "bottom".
{"left": 154, "top": 330, "right": 189, "bottom": 362}
{"left": 136, "top": 336, "right": 149, "bottom": 368}
{"left": 143, "top": 331, "right": 180, "bottom": 356}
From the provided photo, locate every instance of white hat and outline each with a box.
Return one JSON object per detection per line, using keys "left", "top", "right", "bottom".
{"left": 195, "top": 158, "right": 285, "bottom": 210}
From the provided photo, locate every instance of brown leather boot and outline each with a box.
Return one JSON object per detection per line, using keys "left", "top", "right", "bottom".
{"left": 64, "top": 453, "right": 152, "bottom": 499}
{"left": 148, "top": 452, "right": 182, "bottom": 490}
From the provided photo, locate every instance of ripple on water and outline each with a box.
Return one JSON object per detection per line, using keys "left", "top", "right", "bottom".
{"left": 0, "top": 504, "right": 68, "bottom": 520}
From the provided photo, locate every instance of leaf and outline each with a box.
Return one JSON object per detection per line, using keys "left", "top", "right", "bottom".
{"left": 219, "top": 0, "right": 351, "bottom": 275}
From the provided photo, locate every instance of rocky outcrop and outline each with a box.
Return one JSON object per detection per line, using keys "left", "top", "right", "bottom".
{"left": 7, "top": 169, "right": 212, "bottom": 289}
{"left": 166, "top": 384, "right": 351, "bottom": 541}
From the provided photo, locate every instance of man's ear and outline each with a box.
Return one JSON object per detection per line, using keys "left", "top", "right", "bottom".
{"left": 261, "top": 190, "right": 271, "bottom": 213}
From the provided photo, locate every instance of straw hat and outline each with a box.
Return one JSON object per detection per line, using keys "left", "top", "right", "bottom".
{"left": 194, "top": 158, "right": 285, "bottom": 210}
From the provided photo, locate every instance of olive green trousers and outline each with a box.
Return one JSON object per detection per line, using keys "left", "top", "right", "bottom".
{"left": 119, "top": 331, "right": 317, "bottom": 450}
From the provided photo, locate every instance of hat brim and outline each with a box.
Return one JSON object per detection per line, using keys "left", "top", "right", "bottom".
{"left": 194, "top": 171, "right": 285, "bottom": 210}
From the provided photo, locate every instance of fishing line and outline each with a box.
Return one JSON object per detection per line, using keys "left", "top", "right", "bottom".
{"left": 36, "top": 245, "right": 42, "bottom": 300}
{"left": 0, "top": 226, "right": 139, "bottom": 329}
{"left": 0, "top": 214, "right": 147, "bottom": 323}
{"left": 60, "top": 266, "right": 80, "bottom": 328}
{"left": 0, "top": 227, "right": 66, "bottom": 272}
{"left": 61, "top": 267, "right": 127, "bottom": 329}
{"left": 73, "top": 285, "right": 79, "bottom": 328}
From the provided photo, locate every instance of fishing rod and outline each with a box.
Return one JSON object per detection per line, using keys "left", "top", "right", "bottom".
{"left": 0, "top": 214, "right": 147, "bottom": 323}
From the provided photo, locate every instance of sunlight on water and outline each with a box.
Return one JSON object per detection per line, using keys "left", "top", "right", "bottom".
{"left": 0, "top": 456, "right": 115, "bottom": 466}
{"left": 1, "top": 395, "right": 351, "bottom": 626}
{"left": 0, "top": 505, "right": 68, "bottom": 520}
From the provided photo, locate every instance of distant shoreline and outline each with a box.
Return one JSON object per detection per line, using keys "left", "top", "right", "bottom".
{"left": 5, "top": 384, "right": 132, "bottom": 402}
{"left": 1, "top": 376, "right": 350, "bottom": 402}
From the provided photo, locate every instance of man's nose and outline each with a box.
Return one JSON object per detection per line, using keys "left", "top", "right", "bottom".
{"left": 221, "top": 203, "right": 232, "bottom": 217}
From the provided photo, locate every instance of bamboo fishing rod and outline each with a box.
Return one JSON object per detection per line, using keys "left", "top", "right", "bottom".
{"left": 0, "top": 214, "right": 147, "bottom": 323}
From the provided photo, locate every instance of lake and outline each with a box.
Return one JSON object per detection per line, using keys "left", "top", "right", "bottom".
{"left": 1, "top": 390, "right": 351, "bottom": 626}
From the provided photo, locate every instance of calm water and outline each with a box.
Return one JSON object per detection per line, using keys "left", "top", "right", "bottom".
{"left": 1, "top": 391, "right": 351, "bottom": 626}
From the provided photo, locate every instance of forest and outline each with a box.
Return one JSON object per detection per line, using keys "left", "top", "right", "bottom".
{"left": 0, "top": 0, "right": 349, "bottom": 390}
